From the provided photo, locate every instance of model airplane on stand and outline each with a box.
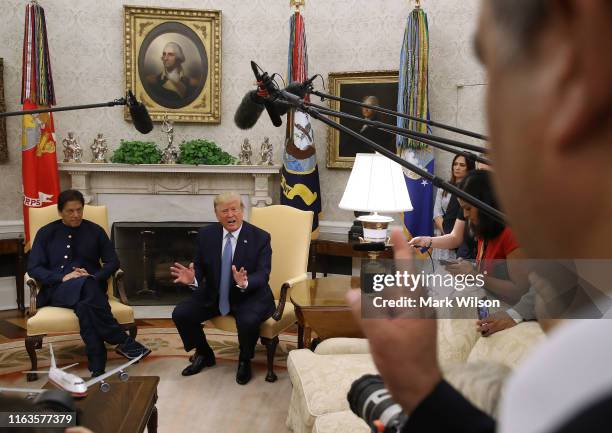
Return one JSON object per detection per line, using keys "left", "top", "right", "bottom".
{"left": 0, "top": 344, "right": 142, "bottom": 397}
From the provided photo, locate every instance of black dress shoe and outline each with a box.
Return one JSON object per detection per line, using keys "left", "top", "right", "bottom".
{"left": 90, "top": 370, "right": 105, "bottom": 378}
{"left": 236, "top": 360, "right": 252, "bottom": 385}
{"left": 181, "top": 352, "right": 216, "bottom": 376}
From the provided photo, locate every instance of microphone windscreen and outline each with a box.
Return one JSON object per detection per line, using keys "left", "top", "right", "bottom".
{"left": 285, "top": 82, "right": 308, "bottom": 99}
{"left": 352, "top": 242, "right": 387, "bottom": 252}
{"left": 128, "top": 100, "right": 153, "bottom": 134}
{"left": 234, "top": 90, "right": 265, "bottom": 129}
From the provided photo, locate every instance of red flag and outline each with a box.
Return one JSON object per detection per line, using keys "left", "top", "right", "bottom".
{"left": 21, "top": 101, "right": 60, "bottom": 244}
{"left": 21, "top": 2, "right": 59, "bottom": 245}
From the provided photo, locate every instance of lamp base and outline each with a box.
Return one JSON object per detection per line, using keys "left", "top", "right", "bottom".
{"left": 358, "top": 213, "right": 393, "bottom": 243}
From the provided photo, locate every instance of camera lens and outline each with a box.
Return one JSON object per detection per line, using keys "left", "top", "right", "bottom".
{"left": 347, "top": 374, "right": 407, "bottom": 432}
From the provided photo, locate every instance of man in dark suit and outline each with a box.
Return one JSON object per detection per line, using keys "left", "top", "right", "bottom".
{"left": 171, "top": 192, "right": 275, "bottom": 384}
{"left": 27, "top": 190, "right": 151, "bottom": 377}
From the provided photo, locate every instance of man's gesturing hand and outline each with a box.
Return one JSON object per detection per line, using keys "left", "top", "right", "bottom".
{"left": 345, "top": 228, "right": 442, "bottom": 414}
{"left": 170, "top": 262, "right": 195, "bottom": 285}
{"left": 232, "top": 265, "right": 248, "bottom": 288}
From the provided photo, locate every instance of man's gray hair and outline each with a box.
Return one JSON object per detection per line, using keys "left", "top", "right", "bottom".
{"left": 362, "top": 95, "right": 380, "bottom": 106}
{"left": 163, "top": 42, "right": 186, "bottom": 63}
{"left": 214, "top": 192, "right": 244, "bottom": 209}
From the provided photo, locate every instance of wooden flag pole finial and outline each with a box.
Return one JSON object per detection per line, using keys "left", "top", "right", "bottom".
{"left": 291, "top": 0, "right": 305, "bottom": 11}
{"left": 415, "top": 0, "right": 421, "bottom": 8}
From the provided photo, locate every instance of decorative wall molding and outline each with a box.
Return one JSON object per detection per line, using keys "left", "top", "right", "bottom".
{"left": 0, "top": 220, "right": 23, "bottom": 236}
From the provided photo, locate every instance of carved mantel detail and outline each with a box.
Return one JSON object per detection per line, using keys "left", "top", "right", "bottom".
{"left": 58, "top": 163, "right": 281, "bottom": 222}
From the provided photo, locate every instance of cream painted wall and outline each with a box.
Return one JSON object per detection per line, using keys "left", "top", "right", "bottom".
{"left": 0, "top": 0, "right": 487, "bottom": 223}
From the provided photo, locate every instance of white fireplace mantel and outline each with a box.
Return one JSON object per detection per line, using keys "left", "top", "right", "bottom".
{"left": 59, "top": 163, "right": 281, "bottom": 224}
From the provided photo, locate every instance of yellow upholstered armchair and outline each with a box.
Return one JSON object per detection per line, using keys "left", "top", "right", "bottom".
{"left": 209, "top": 205, "right": 313, "bottom": 382}
{"left": 24, "top": 205, "right": 136, "bottom": 381}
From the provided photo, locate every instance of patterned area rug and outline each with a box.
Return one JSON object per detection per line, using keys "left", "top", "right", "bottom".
{"left": 0, "top": 328, "right": 298, "bottom": 376}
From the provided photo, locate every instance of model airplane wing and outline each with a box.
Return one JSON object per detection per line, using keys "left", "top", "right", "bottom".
{"left": 59, "top": 363, "right": 79, "bottom": 371}
{"left": 0, "top": 386, "right": 45, "bottom": 394}
{"left": 83, "top": 354, "right": 143, "bottom": 388}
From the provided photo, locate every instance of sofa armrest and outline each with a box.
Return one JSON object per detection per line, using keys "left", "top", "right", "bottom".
{"left": 314, "top": 338, "right": 370, "bottom": 355}
{"left": 25, "top": 273, "right": 39, "bottom": 317}
{"left": 272, "top": 272, "right": 308, "bottom": 321}
{"left": 113, "top": 269, "right": 129, "bottom": 304}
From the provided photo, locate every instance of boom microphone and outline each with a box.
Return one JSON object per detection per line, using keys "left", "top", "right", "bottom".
{"left": 233, "top": 79, "right": 313, "bottom": 130}
{"left": 234, "top": 90, "right": 266, "bottom": 129}
{"left": 126, "top": 90, "right": 153, "bottom": 134}
{"left": 251, "top": 61, "right": 282, "bottom": 127}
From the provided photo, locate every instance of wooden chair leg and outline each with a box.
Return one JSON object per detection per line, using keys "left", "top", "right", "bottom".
{"left": 297, "top": 324, "right": 305, "bottom": 349}
{"left": 25, "top": 335, "right": 43, "bottom": 382}
{"left": 260, "top": 335, "right": 279, "bottom": 383}
{"left": 123, "top": 323, "right": 137, "bottom": 339}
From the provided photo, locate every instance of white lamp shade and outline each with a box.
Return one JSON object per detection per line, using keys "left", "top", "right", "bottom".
{"left": 339, "top": 153, "right": 413, "bottom": 213}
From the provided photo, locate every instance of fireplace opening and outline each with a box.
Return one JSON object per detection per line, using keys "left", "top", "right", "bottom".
{"left": 112, "top": 222, "right": 212, "bottom": 305}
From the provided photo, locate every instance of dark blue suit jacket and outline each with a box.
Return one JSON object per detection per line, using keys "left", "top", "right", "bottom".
{"left": 27, "top": 219, "right": 119, "bottom": 307}
{"left": 193, "top": 221, "right": 275, "bottom": 317}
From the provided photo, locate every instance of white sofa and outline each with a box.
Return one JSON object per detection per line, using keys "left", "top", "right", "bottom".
{"left": 286, "top": 319, "right": 545, "bottom": 433}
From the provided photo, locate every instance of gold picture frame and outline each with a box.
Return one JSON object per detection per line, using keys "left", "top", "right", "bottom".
{"left": 124, "top": 6, "right": 221, "bottom": 124}
{"left": 0, "top": 58, "right": 7, "bottom": 163}
{"left": 326, "top": 71, "right": 399, "bottom": 169}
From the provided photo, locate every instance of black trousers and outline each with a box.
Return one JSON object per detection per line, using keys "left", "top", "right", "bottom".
{"left": 172, "top": 293, "right": 270, "bottom": 361}
{"left": 62, "top": 278, "right": 128, "bottom": 372}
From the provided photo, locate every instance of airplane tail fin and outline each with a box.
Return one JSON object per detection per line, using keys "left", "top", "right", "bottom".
{"left": 49, "top": 343, "right": 56, "bottom": 369}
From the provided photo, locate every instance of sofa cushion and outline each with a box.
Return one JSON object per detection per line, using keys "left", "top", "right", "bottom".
{"left": 437, "top": 318, "right": 481, "bottom": 365}
{"left": 313, "top": 411, "right": 369, "bottom": 433}
{"left": 314, "top": 338, "right": 369, "bottom": 355}
{"left": 467, "top": 322, "right": 545, "bottom": 369}
{"left": 286, "top": 349, "right": 377, "bottom": 433}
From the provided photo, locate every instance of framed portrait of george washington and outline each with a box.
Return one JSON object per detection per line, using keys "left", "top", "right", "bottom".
{"left": 124, "top": 6, "right": 221, "bottom": 124}
{"left": 326, "top": 71, "right": 399, "bottom": 169}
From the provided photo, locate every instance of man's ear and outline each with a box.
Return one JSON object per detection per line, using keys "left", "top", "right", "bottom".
{"left": 547, "top": 0, "right": 612, "bottom": 153}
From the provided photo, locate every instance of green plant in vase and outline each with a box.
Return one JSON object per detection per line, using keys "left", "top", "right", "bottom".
{"left": 178, "top": 139, "right": 236, "bottom": 165}
{"left": 110, "top": 140, "right": 162, "bottom": 164}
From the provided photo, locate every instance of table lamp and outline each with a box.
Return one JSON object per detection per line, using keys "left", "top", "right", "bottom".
{"left": 339, "top": 153, "right": 413, "bottom": 243}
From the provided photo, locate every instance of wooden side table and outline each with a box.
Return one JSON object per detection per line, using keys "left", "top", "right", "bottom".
{"left": 0, "top": 233, "right": 26, "bottom": 312}
{"left": 45, "top": 375, "right": 160, "bottom": 433}
{"left": 290, "top": 276, "right": 364, "bottom": 349}
{"left": 309, "top": 233, "right": 392, "bottom": 278}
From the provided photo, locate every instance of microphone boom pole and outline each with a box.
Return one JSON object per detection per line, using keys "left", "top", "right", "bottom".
{"left": 298, "top": 101, "right": 490, "bottom": 164}
{"left": 278, "top": 89, "right": 505, "bottom": 223}
{"left": 309, "top": 88, "right": 489, "bottom": 141}
{"left": 0, "top": 98, "right": 127, "bottom": 118}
